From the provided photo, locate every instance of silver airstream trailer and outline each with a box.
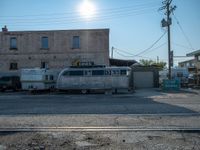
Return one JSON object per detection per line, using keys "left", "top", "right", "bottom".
{"left": 56, "top": 66, "right": 131, "bottom": 93}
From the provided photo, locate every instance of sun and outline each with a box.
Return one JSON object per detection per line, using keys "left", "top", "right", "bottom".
{"left": 78, "top": 0, "right": 96, "bottom": 20}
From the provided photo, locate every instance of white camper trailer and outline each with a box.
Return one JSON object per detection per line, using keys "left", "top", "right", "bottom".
{"left": 21, "top": 68, "right": 59, "bottom": 91}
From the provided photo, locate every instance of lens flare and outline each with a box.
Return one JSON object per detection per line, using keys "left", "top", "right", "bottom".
{"left": 78, "top": 0, "right": 96, "bottom": 20}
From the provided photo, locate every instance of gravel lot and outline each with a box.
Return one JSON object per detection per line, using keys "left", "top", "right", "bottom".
{"left": 0, "top": 88, "right": 200, "bottom": 150}
{"left": 0, "top": 131, "right": 200, "bottom": 150}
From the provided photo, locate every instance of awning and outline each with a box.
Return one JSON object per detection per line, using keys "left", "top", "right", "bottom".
{"left": 186, "top": 49, "right": 200, "bottom": 57}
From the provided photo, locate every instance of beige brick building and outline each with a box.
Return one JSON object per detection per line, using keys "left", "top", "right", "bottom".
{"left": 0, "top": 27, "right": 109, "bottom": 73}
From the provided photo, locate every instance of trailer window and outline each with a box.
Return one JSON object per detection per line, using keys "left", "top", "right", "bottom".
{"left": 63, "top": 71, "right": 69, "bottom": 76}
{"left": 105, "top": 70, "right": 111, "bottom": 75}
{"left": 92, "top": 70, "right": 104, "bottom": 76}
{"left": 84, "top": 70, "right": 92, "bottom": 76}
{"left": 120, "top": 70, "right": 127, "bottom": 75}
{"left": 50, "top": 75, "right": 54, "bottom": 80}
{"left": 112, "top": 70, "right": 120, "bottom": 75}
{"left": 45, "top": 75, "right": 48, "bottom": 80}
{"left": 69, "top": 70, "right": 84, "bottom": 76}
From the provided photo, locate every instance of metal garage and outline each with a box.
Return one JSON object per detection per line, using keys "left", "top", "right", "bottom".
{"left": 131, "top": 66, "right": 159, "bottom": 89}
{"left": 133, "top": 72, "right": 154, "bottom": 88}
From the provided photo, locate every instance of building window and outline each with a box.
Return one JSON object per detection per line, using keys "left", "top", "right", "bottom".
{"left": 72, "top": 36, "right": 80, "bottom": 49}
{"left": 41, "top": 61, "right": 48, "bottom": 69}
{"left": 41, "top": 37, "right": 49, "bottom": 49}
{"left": 10, "top": 63, "right": 18, "bottom": 70}
{"left": 10, "top": 37, "right": 17, "bottom": 49}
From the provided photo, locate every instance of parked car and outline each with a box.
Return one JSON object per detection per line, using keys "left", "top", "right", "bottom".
{"left": 0, "top": 76, "right": 21, "bottom": 92}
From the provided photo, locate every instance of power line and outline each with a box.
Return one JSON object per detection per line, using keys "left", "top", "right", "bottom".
{"left": 113, "top": 42, "right": 167, "bottom": 57}
{"left": 143, "top": 42, "right": 167, "bottom": 55}
{"left": 172, "top": 13, "right": 194, "bottom": 50}
{"left": 114, "top": 49, "right": 153, "bottom": 60}
{"left": 0, "top": 1, "right": 160, "bottom": 18}
{"left": 1, "top": 7, "right": 158, "bottom": 24}
{"left": 172, "top": 42, "right": 193, "bottom": 50}
{"left": 134, "top": 31, "right": 167, "bottom": 56}
{"left": 112, "top": 32, "right": 167, "bottom": 61}
{"left": 1, "top": 9, "right": 157, "bottom": 27}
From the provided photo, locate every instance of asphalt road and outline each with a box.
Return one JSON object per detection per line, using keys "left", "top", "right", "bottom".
{"left": 0, "top": 89, "right": 199, "bottom": 115}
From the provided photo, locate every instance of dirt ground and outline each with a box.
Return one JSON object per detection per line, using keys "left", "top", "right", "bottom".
{"left": 0, "top": 131, "right": 200, "bottom": 150}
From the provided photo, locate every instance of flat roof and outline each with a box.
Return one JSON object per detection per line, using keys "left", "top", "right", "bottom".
{"left": 178, "top": 59, "right": 195, "bottom": 64}
{"left": 0, "top": 28, "right": 109, "bottom": 33}
{"left": 186, "top": 49, "right": 200, "bottom": 56}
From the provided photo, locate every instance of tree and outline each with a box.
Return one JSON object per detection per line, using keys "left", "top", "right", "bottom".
{"left": 139, "top": 59, "right": 166, "bottom": 70}
{"left": 153, "top": 61, "right": 167, "bottom": 70}
{"left": 139, "top": 59, "right": 154, "bottom": 66}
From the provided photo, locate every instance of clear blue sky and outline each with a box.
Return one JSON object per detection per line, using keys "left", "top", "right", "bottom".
{"left": 1, "top": 0, "right": 200, "bottom": 65}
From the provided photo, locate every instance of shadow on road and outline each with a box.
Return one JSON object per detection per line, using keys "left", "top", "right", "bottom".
{"left": 0, "top": 89, "right": 197, "bottom": 115}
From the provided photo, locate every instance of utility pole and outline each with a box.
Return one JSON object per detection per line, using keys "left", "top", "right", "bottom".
{"left": 160, "top": 0, "right": 176, "bottom": 80}
{"left": 111, "top": 46, "right": 114, "bottom": 59}
{"left": 157, "top": 56, "right": 159, "bottom": 63}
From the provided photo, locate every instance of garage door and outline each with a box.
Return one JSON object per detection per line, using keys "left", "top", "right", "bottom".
{"left": 133, "top": 72, "right": 154, "bottom": 88}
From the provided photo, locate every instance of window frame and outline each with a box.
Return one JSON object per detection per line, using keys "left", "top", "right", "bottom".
{"left": 72, "top": 36, "right": 80, "bottom": 49}
{"left": 10, "top": 37, "right": 17, "bottom": 50}
{"left": 41, "top": 37, "right": 49, "bottom": 49}
{"left": 9, "top": 62, "right": 18, "bottom": 70}
{"left": 41, "top": 61, "right": 48, "bottom": 69}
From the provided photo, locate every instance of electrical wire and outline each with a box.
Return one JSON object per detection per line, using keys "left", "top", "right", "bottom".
{"left": 1, "top": 9, "right": 157, "bottom": 27}
{"left": 142, "top": 42, "right": 167, "bottom": 55}
{"left": 1, "top": 7, "right": 158, "bottom": 24}
{"left": 0, "top": 1, "right": 160, "bottom": 18}
{"left": 0, "top": 1, "right": 160, "bottom": 28}
{"left": 134, "top": 31, "right": 167, "bottom": 56}
{"left": 114, "top": 49, "right": 153, "bottom": 60}
{"left": 113, "top": 42, "right": 167, "bottom": 59}
{"left": 172, "top": 42, "right": 192, "bottom": 50}
{"left": 172, "top": 13, "right": 194, "bottom": 50}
